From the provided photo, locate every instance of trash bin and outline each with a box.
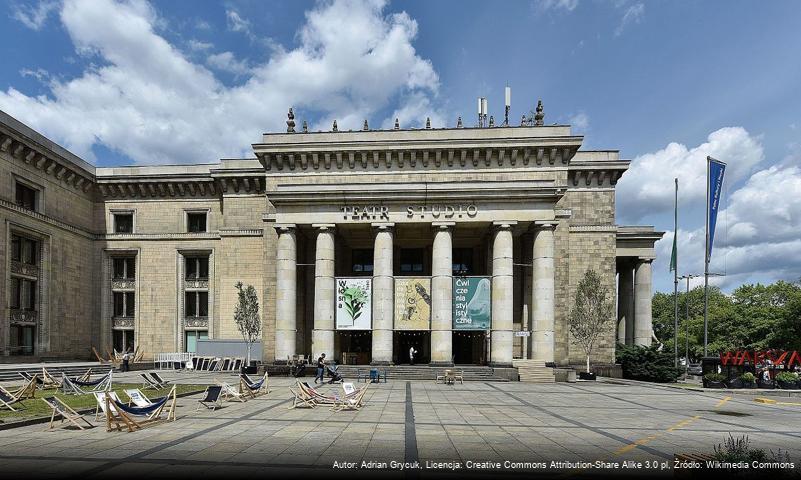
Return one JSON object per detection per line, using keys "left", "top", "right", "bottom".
{"left": 370, "top": 368, "right": 380, "bottom": 383}
{"left": 567, "top": 370, "right": 577, "bottom": 383}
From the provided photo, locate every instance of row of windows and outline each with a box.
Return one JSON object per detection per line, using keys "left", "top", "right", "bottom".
{"left": 112, "top": 291, "right": 209, "bottom": 318}
{"left": 111, "top": 256, "right": 209, "bottom": 280}
{"left": 113, "top": 212, "right": 207, "bottom": 234}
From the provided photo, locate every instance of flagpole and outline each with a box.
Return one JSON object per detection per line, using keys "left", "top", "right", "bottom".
{"left": 673, "top": 178, "right": 679, "bottom": 368}
{"left": 704, "top": 157, "right": 710, "bottom": 358}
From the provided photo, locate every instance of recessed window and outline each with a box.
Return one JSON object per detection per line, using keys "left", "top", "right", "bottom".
{"left": 351, "top": 249, "right": 374, "bottom": 273}
{"left": 187, "top": 212, "right": 207, "bottom": 233}
{"left": 113, "top": 257, "right": 136, "bottom": 280}
{"left": 11, "top": 234, "right": 37, "bottom": 265}
{"left": 114, "top": 213, "right": 134, "bottom": 233}
{"left": 186, "top": 256, "right": 209, "bottom": 280}
{"left": 453, "top": 248, "right": 473, "bottom": 275}
{"left": 113, "top": 292, "right": 135, "bottom": 317}
{"left": 185, "top": 291, "right": 209, "bottom": 317}
{"left": 10, "top": 325, "right": 35, "bottom": 356}
{"left": 15, "top": 182, "right": 38, "bottom": 211}
{"left": 400, "top": 248, "right": 424, "bottom": 273}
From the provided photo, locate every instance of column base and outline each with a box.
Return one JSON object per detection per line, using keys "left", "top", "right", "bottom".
{"left": 429, "top": 361, "right": 454, "bottom": 367}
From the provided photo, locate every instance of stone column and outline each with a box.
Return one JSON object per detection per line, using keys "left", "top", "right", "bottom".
{"left": 371, "top": 223, "right": 394, "bottom": 365}
{"left": 490, "top": 221, "right": 516, "bottom": 366}
{"left": 617, "top": 263, "right": 634, "bottom": 345}
{"left": 430, "top": 222, "right": 454, "bottom": 366}
{"left": 532, "top": 223, "right": 556, "bottom": 363}
{"left": 274, "top": 225, "right": 297, "bottom": 363}
{"left": 634, "top": 258, "right": 654, "bottom": 346}
{"left": 312, "top": 224, "right": 336, "bottom": 360}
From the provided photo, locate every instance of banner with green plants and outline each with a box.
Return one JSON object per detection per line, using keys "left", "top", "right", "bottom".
{"left": 394, "top": 277, "right": 431, "bottom": 330}
{"left": 335, "top": 278, "right": 372, "bottom": 330}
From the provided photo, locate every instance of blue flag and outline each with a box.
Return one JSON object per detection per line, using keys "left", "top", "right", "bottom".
{"left": 707, "top": 158, "right": 726, "bottom": 258}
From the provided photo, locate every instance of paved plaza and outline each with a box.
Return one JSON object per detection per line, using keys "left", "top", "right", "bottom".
{"left": 1, "top": 372, "right": 800, "bottom": 478}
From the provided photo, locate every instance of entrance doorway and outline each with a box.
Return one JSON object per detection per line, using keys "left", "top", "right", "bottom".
{"left": 112, "top": 329, "right": 135, "bottom": 353}
{"left": 453, "top": 331, "right": 487, "bottom": 364}
{"left": 335, "top": 331, "right": 372, "bottom": 365}
{"left": 393, "top": 331, "right": 430, "bottom": 364}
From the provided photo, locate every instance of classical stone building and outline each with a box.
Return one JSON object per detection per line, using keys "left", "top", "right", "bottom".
{"left": 0, "top": 108, "right": 661, "bottom": 367}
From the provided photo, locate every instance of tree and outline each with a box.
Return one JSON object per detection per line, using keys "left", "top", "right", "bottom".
{"left": 234, "top": 282, "right": 261, "bottom": 364}
{"left": 569, "top": 269, "right": 615, "bottom": 373}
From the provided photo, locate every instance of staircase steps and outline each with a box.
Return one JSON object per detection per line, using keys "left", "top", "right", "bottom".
{"left": 512, "top": 359, "right": 555, "bottom": 383}
{"left": 334, "top": 365, "right": 510, "bottom": 382}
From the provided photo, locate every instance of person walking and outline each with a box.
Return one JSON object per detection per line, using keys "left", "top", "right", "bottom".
{"left": 315, "top": 353, "right": 326, "bottom": 384}
{"left": 121, "top": 349, "right": 130, "bottom": 372}
{"left": 409, "top": 346, "right": 417, "bottom": 365}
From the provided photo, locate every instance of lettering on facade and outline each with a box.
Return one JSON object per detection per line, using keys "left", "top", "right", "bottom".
{"left": 340, "top": 204, "right": 479, "bottom": 220}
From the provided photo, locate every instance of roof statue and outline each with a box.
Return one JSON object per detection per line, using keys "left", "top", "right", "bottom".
{"left": 286, "top": 108, "right": 296, "bottom": 133}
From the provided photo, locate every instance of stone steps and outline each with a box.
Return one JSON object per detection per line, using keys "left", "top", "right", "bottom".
{"left": 513, "top": 359, "right": 555, "bottom": 383}
{"left": 333, "top": 365, "right": 510, "bottom": 382}
{"left": 0, "top": 363, "right": 111, "bottom": 383}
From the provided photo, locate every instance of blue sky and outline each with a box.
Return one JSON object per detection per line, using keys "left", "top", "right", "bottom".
{"left": 1, "top": 0, "right": 800, "bottom": 293}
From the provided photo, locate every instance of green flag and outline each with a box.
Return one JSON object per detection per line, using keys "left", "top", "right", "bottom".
{"left": 670, "top": 178, "right": 678, "bottom": 272}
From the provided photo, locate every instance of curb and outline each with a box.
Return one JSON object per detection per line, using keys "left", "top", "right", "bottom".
{"left": 0, "top": 387, "right": 206, "bottom": 431}
{"left": 601, "top": 377, "right": 801, "bottom": 397}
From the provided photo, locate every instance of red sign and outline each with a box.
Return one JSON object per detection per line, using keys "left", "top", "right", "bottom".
{"left": 719, "top": 350, "right": 801, "bottom": 368}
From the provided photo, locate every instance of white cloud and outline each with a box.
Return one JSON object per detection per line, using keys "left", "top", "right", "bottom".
{"left": 0, "top": 0, "right": 441, "bottom": 164}
{"left": 187, "top": 39, "right": 213, "bottom": 52}
{"left": 11, "top": 0, "right": 60, "bottom": 30}
{"left": 614, "top": 2, "right": 644, "bottom": 36}
{"left": 568, "top": 111, "right": 589, "bottom": 132}
{"left": 616, "top": 127, "right": 764, "bottom": 223}
{"left": 533, "top": 0, "right": 579, "bottom": 13}
{"left": 225, "top": 8, "right": 253, "bottom": 38}
{"left": 206, "top": 51, "right": 250, "bottom": 75}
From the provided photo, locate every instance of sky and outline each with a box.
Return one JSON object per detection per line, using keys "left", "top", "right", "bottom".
{"left": 1, "top": 0, "right": 800, "bottom": 294}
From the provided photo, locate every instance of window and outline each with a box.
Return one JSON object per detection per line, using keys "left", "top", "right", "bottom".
{"left": 185, "top": 291, "right": 209, "bottom": 317}
{"left": 185, "top": 330, "right": 208, "bottom": 353}
{"left": 11, "top": 234, "right": 37, "bottom": 265}
{"left": 351, "top": 249, "right": 374, "bottom": 273}
{"left": 187, "top": 212, "right": 207, "bottom": 233}
{"left": 114, "top": 213, "right": 133, "bottom": 233}
{"left": 453, "top": 248, "right": 473, "bottom": 275}
{"left": 10, "top": 278, "right": 36, "bottom": 310}
{"left": 186, "top": 256, "right": 209, "bottom": 279}
{"left": 400, "top": 248, "right": 424, "bottom": 273}
{"left": 15, "top": 182, "right": 37, "bottom": 211}
{"left": 10, "top": 325, "right": 35, "bottom": 356}
{"left": 112, "top": 257, "right": 136, "bottom": 279}
{"left": 113, "top": 292, "right": 135, "bottom": 317}
{"left": 113, "top": 330, "right": 135, "bottom": 353}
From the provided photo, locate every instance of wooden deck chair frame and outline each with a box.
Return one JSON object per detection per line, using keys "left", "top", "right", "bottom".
{"left": 41, "top": 368, "right": 63, "bottom": 388}
{"left": 331, "top": 384, "right": 370, "bottom": 412}
{"left": 43, "top": 396, "right": 93, "bottom": 430}
{"left": 124, "top": 388, "right": 153, "bottom": 408}
{"left": 13, "top": 376, "right": 38, "bottom": 400}
{"left": 239, "top": 372, "right": 269, "bottom": 398}
{"left": 61, "top": 375, "right": 86, "bottom": 395}
{"left": 0, "top": 385, "right": 25, "bottom": 411}
{"left": 105, "top": 385, "right": 177, "bottom": 433}
{"left": 140, "top": 372, "right": 161, "bottom": 390}
{"left": 196, "top": 385, "right": 223, "bottom": 411}
{"left": 215, "top": 380, "right": 247, "bottom": 402}
{"left": 93, "top": 391, "right": 123, "bottom": 421}
{"left": 19, "top": 372, "right": 45, "bottom": 390}
{"left": 77, "top": 368, "right": 93, "bottom": 382}
{"left": 297, "top": 381, "right": 340, "bottom": 405}
{"left": 289, "top": 385, "right": 316, "bottom": 409}
{"left": 149, "top": 371, "right": 169, "bottom": 388}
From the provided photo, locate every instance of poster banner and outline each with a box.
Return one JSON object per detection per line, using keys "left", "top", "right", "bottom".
{"left": 453, "top": 276, "right": 491, "bottom": 330}
{"left": 394, "top": 277, "right": 431, "bottom": 330}
{"left": 707, "top": 157, "right": 726, "bottom": 258}
{"left": 335, "top": 277, "right": 372, "bottom": 330}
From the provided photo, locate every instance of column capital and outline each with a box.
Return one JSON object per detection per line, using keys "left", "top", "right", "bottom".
{"left": 431, "top": 221, "right": 455, "bottom": 231}
{"left": 312, "top": 223, "right": 336, "bottom": 231}
{"left": 532, "top": 221, "right": 557, "bottom": 231}
{"left": 371, "top": 222, "right": 395, "bottom": 231}
{"left": 637, "top": 257, "right": 655, "bottom": 265}
{"left": 273, "top": 223, "right": 296, "bottom": 233}
{"left": 492, "top": 220, "right": 518, "bottom": 230}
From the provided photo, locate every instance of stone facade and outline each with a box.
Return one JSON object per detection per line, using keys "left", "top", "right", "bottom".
{"left": 0, "top": 110, "right": 661, "bottom": 368}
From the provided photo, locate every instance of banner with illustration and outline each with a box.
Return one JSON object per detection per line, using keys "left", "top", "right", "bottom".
{"left": 335, "top": 278, "right": 372, "bottom": 330}
{"left": 453, "top": 276, "right": 491, "bottom": 330}
{"left": 394, "top": 277, "right": 431, "bottom": 330}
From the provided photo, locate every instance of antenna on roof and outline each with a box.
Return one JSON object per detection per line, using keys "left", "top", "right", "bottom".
{"left": 477, "top": 97, "right": 488, "bottom": 127}
{"left": 504, "top": 86, "right": 511, "bottom": 126}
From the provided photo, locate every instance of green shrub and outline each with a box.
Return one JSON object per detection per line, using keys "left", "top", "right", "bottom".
{"left": 704, "top": 372, "right": 726, "bottom": 382}
{"left": 776, "top": 371, "right": 799, "bottom": 383}
{"left": 713, "top": 435, "right": 767, "bottom": 463}
{"left": 615, "top": 344, "right": 682, "bottom": 383}
{"left": 739, "top": 372, "right": 756, "bottom": 383}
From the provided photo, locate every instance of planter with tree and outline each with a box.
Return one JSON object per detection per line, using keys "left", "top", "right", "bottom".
{"left": 739, "top": 372, "right": 757, "bottom": 389}
{"left": 568, "top": 269, "right": 615, "bottom": 381}
{"left": 775, "top": 371, "right": 799, "bottom": 390}
{"left": 234, "top": 282, "right": 262, "bottom": 375}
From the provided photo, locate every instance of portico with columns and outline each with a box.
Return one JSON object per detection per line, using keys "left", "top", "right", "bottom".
{"left": 255, "top": 119, "right": 662, "bottom": 369}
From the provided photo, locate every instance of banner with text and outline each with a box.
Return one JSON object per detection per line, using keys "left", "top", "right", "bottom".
{"left": 335, "top": 277, "right": 372, "bottom": 330}
{"left": 453, "top": 276, "right": 492, "bottom": 330}
{"left": 707, "top": 157, "right": 726, "bottom": 258}
{"left": 394, "top": 277, "right": 431, "bottom": 330}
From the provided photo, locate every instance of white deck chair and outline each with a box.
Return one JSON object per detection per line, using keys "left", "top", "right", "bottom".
{"left": 124, "top": 389, "right": 153, "bottom": 408}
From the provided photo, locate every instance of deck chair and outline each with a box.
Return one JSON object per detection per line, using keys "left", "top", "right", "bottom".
{"left": 239, "top": 372, "right": 269, "bottom": 398}
{"left": 140, "top": 373, "right": 162, "bottom": 390}
{"left": 41, "top": 368, "right": 63, "bottom": 388}
{"left": 11, "top": 376, "right": 38, "bottom": 400}
{"left": 71, "top": 371, "right": 113, "bottom": 393}
{"left": 197, "top": 386, "right": 223, "bottom": 411}
{"left": 19, "top": 372, "right": 45, "bottom": 390}
{"left": 217, "top": 381, "right": 247, "bottom": 402}
{"left": 42, "top": 396, "right": 93, "bottom": 430}
{"left": 289, "top": 385, "right": 316, "bottom": 409}
{"left": 124, "top": 389, "right": 153, "bottom": 407}
{"left": 76, "top": 368, "right": 93, "bottom": 382}
{"left": 297, "top": 381, "right": 341, "bottom": 406}
{"left": 149, "top": 372, "right": 170, "bottom": 388}
{"left": 93, "top": 391, "right": 123, "bottom": 420}
{"left": 61, "top": 375, "right": 86, "bottom": 395}
{"left": 105, "top": 385, "right": 177, "bottom": 432}
{"left": 0, "top": 385, "right": 27, "bottom": 411}
{"left": 331, "top": 383, "right": 370, "bottom": 412}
